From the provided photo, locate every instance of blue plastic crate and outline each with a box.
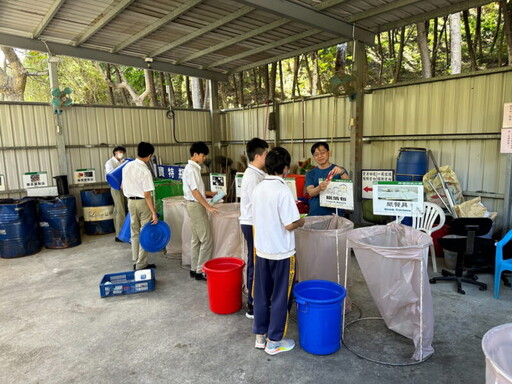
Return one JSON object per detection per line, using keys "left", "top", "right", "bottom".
{"left": 99, "top": 268, "right": 156, "bottom": 298}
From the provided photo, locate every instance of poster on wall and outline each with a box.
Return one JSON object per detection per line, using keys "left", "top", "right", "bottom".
{"left": 319, "top": 179, "right": 354, "bottom": 210}
{"left": 501, "top": 128, "right": 512, "bottom": 153}
{"left": 235, "top": 172, "right": 243, "bottom": 198}
{"left": 74, "top": 169, "right": 96, "bottom": 184}
{"left": 210, "top": 173, "right": 227, "bottom": 194}
{"left": 503, "top": 102, "right": 512, "bottom": 128}
{"left": 23, "top": 171, "right": 48, "bottom": 189}
{"left": 284, "top": 178, "right": 297, "bottom": 200}
{"left": 361, "top": 169, "right": 394, "bottom": 199}
{"left": 372, "top": 181, "right": 424, "bottom": 216}
{"left": 0, "top": 175, "right": 5, "bottom": 191}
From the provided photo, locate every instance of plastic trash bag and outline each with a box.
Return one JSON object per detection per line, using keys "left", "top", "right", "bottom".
{"left": 346, "top": 223, "right": 434, "bottom": 361}
{"left": 423, "top": 165, "right": 463, "bottom": 206}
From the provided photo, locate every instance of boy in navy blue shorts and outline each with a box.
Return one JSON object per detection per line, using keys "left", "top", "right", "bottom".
{"left": 251, "top": 147, "right": 305, "bottom": 355}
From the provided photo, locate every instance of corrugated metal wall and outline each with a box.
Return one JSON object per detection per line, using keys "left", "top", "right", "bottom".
{"left": 1, "top": 69, "right": 509, "bottom": 228}
{"left": 0, "top": 104, "right": 210, "bottom": 209}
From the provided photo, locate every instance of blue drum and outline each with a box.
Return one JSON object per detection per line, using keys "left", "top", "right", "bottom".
{"left": 38, "top": 196, "right": 81, "bottom": 249}
{"left": 80, "top": 189, "right": 115, "bottom": 235}
{"left": 396, "top": 148, "right": 428, "bottom": 182}
{"left": 0, "top": 198, "right": 41, "bottom": 258}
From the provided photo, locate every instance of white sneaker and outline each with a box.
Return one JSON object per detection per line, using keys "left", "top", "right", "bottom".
{"left": 255, "top": 334, "right": 266, "bottom": 349}
{"left": 264, "top": 338, "right": 295, "bottom": 355}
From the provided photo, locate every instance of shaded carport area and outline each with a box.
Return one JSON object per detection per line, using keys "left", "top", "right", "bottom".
{"left": 1, "top": 1, "right": 512, "bottom": 383}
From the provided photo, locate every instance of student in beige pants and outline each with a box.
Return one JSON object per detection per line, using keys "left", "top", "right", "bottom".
{"left": 182, "top": 142, "right": 218, "bottom": 281}
{"left": 122, "top": 142, "right": 158, "bottom": 270}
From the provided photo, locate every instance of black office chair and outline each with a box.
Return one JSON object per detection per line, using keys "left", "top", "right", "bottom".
{"left": 429, "top": 217, "right": 494, "bottom": 295}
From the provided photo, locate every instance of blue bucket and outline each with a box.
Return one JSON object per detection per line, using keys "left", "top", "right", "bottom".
{"left": 294, "top": 280, "right": 347, "bottom": 355}
{"left": 396, "top": 147, "right": 428, "bottom": 182}
{"left": 106, "top": 158, "right": 133, "bottom": 190}
{"left": 80, "top": 189, "right": 115, "bottom": 235}
{"left": 118, "top": 212, "right": 131, "bottom": 243}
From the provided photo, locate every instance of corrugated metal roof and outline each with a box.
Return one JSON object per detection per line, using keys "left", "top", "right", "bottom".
{"left": 0, "top": 0, "right": 495, "bottom": 80}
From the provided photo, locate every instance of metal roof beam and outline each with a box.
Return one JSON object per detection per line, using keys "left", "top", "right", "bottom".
{"left": 73, "top": 0, "right": 136, "bottom": 46}
{"left": 175, "top": 19, "right": 289, "bottom": 64}
{"left": 231, "top": 0, "right": 374, "bottom": 45}
{"left": 207, "top": 29, "right": 321, "bottom": 69}
{"left": 0, "top": 33, "right": 228, "bottom": 81}
{"left": 350, "top": 0, "right": 423, "bottom": 22}
{"left": 229, "top": 36, "right": 347, "bottom": 74}
{"left": 112, "top": 0, "right": 203, "bottom": 53}
{"left": 377, "top": 0, "right": 495, "bottom": 32}
{"left": 174, "top": 0, "right": 347, "bottom": 65}
{"left": 148, "top": 5, "right": 254, "bottom": 58}
{"left": 32, "top": 0, "right": 66, "bottom": 38}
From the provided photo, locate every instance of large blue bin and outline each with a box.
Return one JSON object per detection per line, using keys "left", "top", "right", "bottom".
{"left": 106, "top": 158, "right": 133, "bottom": 190}
{"left": 396, "top": 147, "right": 428, "bottom": 182}
{"left": 294, "top": 280, "right": 347, "bottom": 355}
{"left": 0, "top": 198, "right": 41, "bottom": 258}
{"left": 39, "top": 196, "right": 81, "bottom": 249}
{"left": 80, "top": 189, "right": 115, "bottom": 235}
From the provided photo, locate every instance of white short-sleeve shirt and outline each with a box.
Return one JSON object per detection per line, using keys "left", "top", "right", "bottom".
{"left": 121, "top": 159, "right": 154, "bottom": 198}
{"left": 252, "top": 175, "right": 300, "bottom": 260}
{"left": 182, "top": 160, "right": 204, "bottom": 201}
{"left": 239, "top": 164, "right": 266, "bottom": 226}
{"left": 104, "top": 156, "right": 123, "bottom": 180}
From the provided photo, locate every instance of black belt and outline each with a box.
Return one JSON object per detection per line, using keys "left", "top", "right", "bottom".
{"left": 129, "top": 197, "right": 143, "bottom": 200}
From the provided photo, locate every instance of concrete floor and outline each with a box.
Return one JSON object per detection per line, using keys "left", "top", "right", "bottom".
{"left": 1, "top": 233, "right": 511, "bottom": 384}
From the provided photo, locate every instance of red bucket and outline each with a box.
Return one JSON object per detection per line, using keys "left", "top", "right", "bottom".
{"left": 202, "top": 257, "right": 246, "bottom": 314}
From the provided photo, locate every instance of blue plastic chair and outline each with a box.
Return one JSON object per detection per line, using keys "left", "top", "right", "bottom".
{"left": 494, "top": 229, "right": 512, "bottom": 299}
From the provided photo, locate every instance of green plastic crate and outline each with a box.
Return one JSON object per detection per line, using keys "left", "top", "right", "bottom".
{"left": 153, "top": 179, "right": 183, "bottom": 218}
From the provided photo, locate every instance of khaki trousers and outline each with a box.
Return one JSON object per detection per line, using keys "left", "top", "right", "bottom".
{"left": 128, "top": 199, "right": 152, "bottom": 269}
{"left": 187, "top": 201, "right": 213, "bottom": 273}
{"left": 110, "top": 187, "right": 126, "bottom": 237}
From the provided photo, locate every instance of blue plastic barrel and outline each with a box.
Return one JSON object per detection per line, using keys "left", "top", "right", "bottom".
{"left": 80, "top": 189, "right": 115, "bottom": 235}
{"left": 38, "top": 196, "right": 81, "bottom": 249}
{"left": 106, "top": 158, "right": 133, "bottom": 190}
{"left": 294, "top": 280, "right": 347, "bottom": 355}
{"left": 396, "top": 148, "right": 428, "bottom": 181}
{"left": 0, "top": 199, "right": 41, "bottom": 258}
{"left": 118, "top": 212, "right": 131, "bottom": 243}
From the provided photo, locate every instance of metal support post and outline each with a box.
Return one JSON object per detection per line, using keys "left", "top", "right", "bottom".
{"left": 48, "top": 57, "right": 68, "bottom": 177}
{"left": 350, "top": 40, "right": 366, "bottom": 224}
{"left": 208, "top": 79, "right": 222, "bottom": 173}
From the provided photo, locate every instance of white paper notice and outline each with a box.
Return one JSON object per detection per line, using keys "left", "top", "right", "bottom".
{"left": 501, "top": 128, "right": 512, "bottom": 153}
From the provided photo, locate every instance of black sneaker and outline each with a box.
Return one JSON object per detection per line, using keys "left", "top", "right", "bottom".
{"left": 190, "top": 270, "right": 197, "bottom": 278}
{"left": 246, "top": 304, "right": 254, "bottom": 319}
{"left": 195, "top": 272, "right": 207, "bottom": 281}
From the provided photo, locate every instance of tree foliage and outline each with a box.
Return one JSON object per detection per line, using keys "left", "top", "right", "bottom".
{"left": 1, "top": 2, "right": 511, "bottom": 108}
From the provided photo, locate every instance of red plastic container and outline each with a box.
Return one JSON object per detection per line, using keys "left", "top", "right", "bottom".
{"left": 288, "top": 174, "right": 306, "bottom": 198}
{"left": 202, "top": 257, "right": 246, "bottom": 314}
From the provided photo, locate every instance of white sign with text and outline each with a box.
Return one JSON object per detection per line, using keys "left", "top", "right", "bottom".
{"left": 319, "top": 179, "right": 354, "bottom": 210}
{"left": 372, "top": 181, "right": 424, "bottom": 216}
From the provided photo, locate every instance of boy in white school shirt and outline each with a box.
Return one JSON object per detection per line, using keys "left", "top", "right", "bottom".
{"left": 239, "top": 137, "right": 269, "bottom": 319}
{"left": 122, "top": 141, "right": 158, "bottom": 270}
{"left": 251, "top": 147, "right": 305, "bottom": 355}
{"left": 182, "top": 141, "right": 218, "bottom": 281}
{"left": 105, "top": 145, "right": 127, "bottom": 242}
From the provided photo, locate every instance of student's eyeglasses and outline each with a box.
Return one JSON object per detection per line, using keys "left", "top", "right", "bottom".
{"left": 313, "top": 150, "right": 328, "bottom": 157}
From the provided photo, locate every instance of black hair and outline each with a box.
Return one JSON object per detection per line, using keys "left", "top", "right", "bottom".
{"left": 113, "top": 146, "right": 126, "bottom": 154}
{"left": 137, "top": 142, "right": 154, "bottom": 158}
{"left": 246, "top": 137, "right": 269, "bottom": 162}
{"left": 190, "top": 141, "right": 209, "bottom": 157}
{"left": 265, "top": 147, "right": 291, "bottom": 176}
{"left": 310, "top": 141, "right": 329, "bottom": 155}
